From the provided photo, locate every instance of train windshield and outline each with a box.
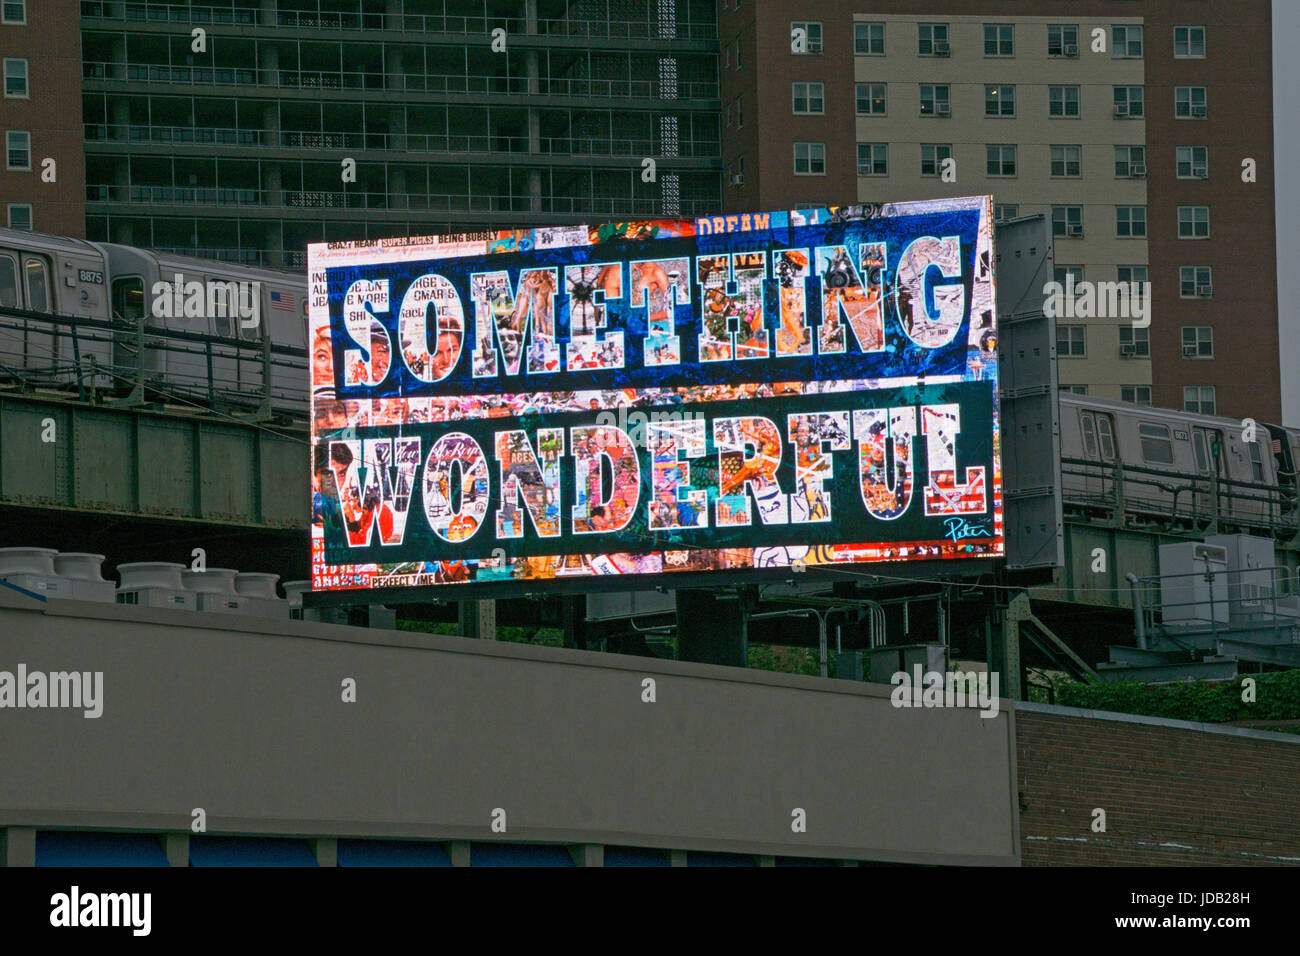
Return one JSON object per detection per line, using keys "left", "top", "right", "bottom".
{"left": 1139, "top": 423, "right": 1174, "bottom": 465}
{"left": 111, "top": 276, "right": 145, "bottom": 321}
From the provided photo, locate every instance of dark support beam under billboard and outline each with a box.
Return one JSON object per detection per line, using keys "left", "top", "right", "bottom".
{"left": 676, "top": 589, "right": 747, "bottom": 667}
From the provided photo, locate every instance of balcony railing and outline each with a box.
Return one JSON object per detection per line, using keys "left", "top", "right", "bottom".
{"left": 81, "top": 1, "right": 717, "bottom": 40}
{"left": 87, "top": 184, "right": 717, "bottom": 218}
{"left": 81, "top": 61, "right": 719, "bottom": 100}
{"left": 85, "top": 123, "right": 718, "bottom": 159}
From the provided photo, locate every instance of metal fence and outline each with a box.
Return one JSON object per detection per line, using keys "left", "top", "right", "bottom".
{"left": 1061, "top": 454, "right": 1300, "bottom": 542}
{"left": 0, "top": 303, "right": 308, "bottom": 421}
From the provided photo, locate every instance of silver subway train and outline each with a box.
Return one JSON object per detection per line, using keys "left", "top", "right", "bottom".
{"left": 3, "top": 227, "right": 1299, "bottom": 537}
{"left": 0, "top": 226, "right": 309, "bottom": 416}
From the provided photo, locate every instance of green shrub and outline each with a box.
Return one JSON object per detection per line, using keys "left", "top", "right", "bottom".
{"left": 1056, "top": 670, "right": 1300, "bottom": 723}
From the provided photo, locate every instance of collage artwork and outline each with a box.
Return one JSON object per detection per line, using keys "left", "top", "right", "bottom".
{"left": 308, "top": 197, "right": 1002, "bottom": 593}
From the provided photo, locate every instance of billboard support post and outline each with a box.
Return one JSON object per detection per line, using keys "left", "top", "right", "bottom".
{"left": 458, "top": 599, "right": 497, "bottom": 640}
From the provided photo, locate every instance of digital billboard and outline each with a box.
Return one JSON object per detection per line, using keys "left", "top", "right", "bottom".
{"left": 308, "top": 197, "right": 1002, "bottom": 596}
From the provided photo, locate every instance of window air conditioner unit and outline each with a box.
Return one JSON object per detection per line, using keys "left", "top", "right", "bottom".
{"left": 730, "top": 174, "right": 744, "bottom": 186}
{"left": 1066, "top": 223, "right": 1083, "bottom": 237}
{"left": 936, "top": 103, "right": 951, "bottom": 115}
{"left": 1120, "top": 344, "right": 1137, "bottom": 357}
{"left": 1183, "top": 344, "right": 1199, "bottom": 357}
{"left": 1191, "top": 105, "right": 1207, "bottom": 117}
{"left": 1197, "top": 284, "right": 1212, "bottom": 297}
{"left": 1114, "top": 103, "right": 1129, "bottom": 116}
{"left": 1064, "top": 43, "right": 1079, "bottom": 56}
{"left": 933, "top": 41, "right": 950, "bottom": 55}
{"left": 1193, "top": 165, "right": 1208, "bottom": 178}
{"left": 1129, "top": 163, "right": 1146, "bottom": 177}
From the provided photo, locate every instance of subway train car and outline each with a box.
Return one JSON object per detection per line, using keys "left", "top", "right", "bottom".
{"left": 0, "top": 230, "right": 114, "bottom": 388}
{"left": 0, "top": 226, "right": 309, "bottom": 417}
{"left": 1059, "top": 394, "right": 1300, "bottom": 534}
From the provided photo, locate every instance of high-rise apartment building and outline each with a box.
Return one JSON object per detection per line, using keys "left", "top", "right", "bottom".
{"left": 719, "top": 1, "right": 1280, "bottom": 421}
{"left": 75, "top": 0, "right": 721, "bottom": 268}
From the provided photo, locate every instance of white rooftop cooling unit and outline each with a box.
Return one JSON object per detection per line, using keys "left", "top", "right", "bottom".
{"left": 52, "top": 552, "right": 115, "bottom": 603}
{"left": 0, "top": 546, "right": 72, "bottom": 599}
{"left": 116, "top": 562, "right": 197, "bottom": 610}
{"left": 1157, "top": 542, "right": 1229, "bottom": 629}
{"left": 233, "top": 572, "right": 290, "bottom": 619}
{"left": 179, "top": 568, "right": 245, "bottom": 613}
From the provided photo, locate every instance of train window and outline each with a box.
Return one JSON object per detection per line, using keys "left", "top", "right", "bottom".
{"left": 1192, "top": 431, "right": 1209, "bottom": 473}
{"left": 1249, "top": 441, "right": 1265, "bottom": 482}
{"left": 111, "top": 276, "right": 145, "bottom": 321}
{"left": 1079, "top": 413, "right": 1098, "bottom": 458}
{"left": 1138, "top": 423, "right": 1174, "bottom": 464}
{"left": 23, "top": 256, "right": 48, "bottom": 314}
{"left": 1096, "top": 415, "right": 1115, "bottom": 462}
{"left": 0, "top": 254, "right": 16, "bottom": 307}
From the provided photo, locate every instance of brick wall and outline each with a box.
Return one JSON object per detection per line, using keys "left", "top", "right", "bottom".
{"left": 1016, "top": 706, "right": 1300, "bottom": 865}
{"left": 0, "top": 0, "right": 86, "bottom": 236}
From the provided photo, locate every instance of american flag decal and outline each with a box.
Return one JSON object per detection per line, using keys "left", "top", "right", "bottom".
{"left": 270, "top": 290, "right": 295, "bottom": 311}
{"left": 1272, "top": 438, "right": 1283, "bottom": 454}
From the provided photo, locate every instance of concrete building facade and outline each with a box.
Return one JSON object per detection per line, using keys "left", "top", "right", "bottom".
{"left": 718, "top": 1, "right": 1280, "bottom": 421}
{"left": 77, "top": 0, "right": 722, "bottom": 269}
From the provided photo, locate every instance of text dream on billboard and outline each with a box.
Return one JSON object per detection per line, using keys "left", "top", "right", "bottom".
{"left": 308, "top": 197, "right": 1002, "bottom": 596}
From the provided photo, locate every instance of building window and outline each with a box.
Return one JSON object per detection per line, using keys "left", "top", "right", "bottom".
{"left": 1174, "top": 25, "right": 1206, "bottom": 58}
{"left": 1057, "top": 325, "right": 1086, "bottom": 357}
{"left": 986, "top": 144, "right": 1016, "bottom": 177}
{"left": 1050, "top": 145, "right": 1081, "bottom": 178}
{"left": 1112, "top": 25, "right": 1143, "bottom": 58}
{"left": 918, "top": 23, "right": 949, "bottom": 56}
{"left": 994, "top": 204, "right": 1018, "bottom": 222}
{"left": 5, "top": 130, "right": 30, "bottom": 170}
{"left": 1049, "top": 85, "right": 1079, "bottom": 117}
{"left": 1052, "top": 206, "right": 1083, "bottom": 238}
{"left": 920, "top": 84, "right": 950, "bottom": 116}
{"left": 1122, "top": 386, "right": 1152, "bottom": 406}
{"left": 1118, "top": 265, "right": 1148, "bottom": 287}
{"left": 792, "top": 82, "right": 824, "bottom": 114}
{"left": 3, "top": 57, "right": 26, "bottom": 97}
{"left": 1180, "top": 265, "right": 1212, "bottom": 298}
{"left": 1114, "top": 146, "right": 1146, "bottom": 177}
{"left": 1184, "top": 386, "right": 1216, "bottom": 415}
{"left": 984, "top": 24, "right": 1013, "bottom": 57}
{"left": 1054, "top": 265, "right": 1084, "bottom": 287}
{"left": 1047, "top": 24, "right": 1079, "bottom": 56}
{"left": 1176, "top": 86, "right": 1207, "bottom": 118}
{"left": 1178, "top": 206, "right": 1210, "bottom": 239}
{"left": 1, "top": 0, "right": 24, "bottom": 24}
{"left": 6, "top": 203, "right": 31, "bottom": 230}
{"left": 1119, "top": 325, "right": 1150, "bottom": 358}
{"left": 920, "top": 144, "right": 952, "bottom": 176}
{"left": 794, "top": 142, "right": 825, "bottom": 175}
{"left": 985, "top": 85, "right": 1014, "bottom": 116}
{"left": 857, "top": 143, "right": 887, "bottom": 176}
{"left": 856, "top": 82, "right": 886, "bottom": 115}
{"left": 855, "top": 22, "right": 884, "bottom": 55}
{"left": 1176, "top": 146, "right": 1209, "bottom": 178}
{"left": 1113, "top": 86, "right": 1144, "bottom": 117}
{"left": 791, "top": 21, "right": 822, "bottom": 54}
{"left": 734, "top": 94, "right": 742, "bottom": 127}
{"left": 1061, "top": 385, "right": 1088, "bottom": 395}
{"left": 1116, "top": 207, "right": 1147, "bottom": 238}
{"left": 1182, "top": 326, "right": 1214, "bottom": 358}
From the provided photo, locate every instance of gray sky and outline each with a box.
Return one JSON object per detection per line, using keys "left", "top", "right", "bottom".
{"left": 1275, "top": 1, "right": 1298, "bottom": 425}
